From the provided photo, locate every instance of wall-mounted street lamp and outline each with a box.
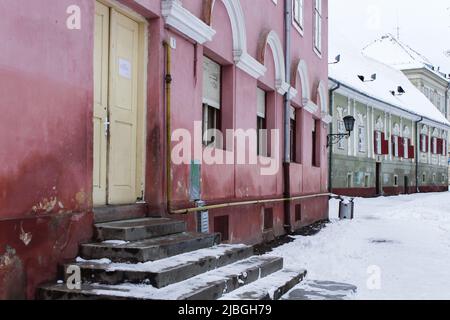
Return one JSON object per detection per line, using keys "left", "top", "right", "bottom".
{"left": 327, "top": 115, "right": 356, "bottom": 148}
{"left": 358, "top": 74, "right": 377, "bottom": 82}
{"left": 328, "top": 54, "right": 341, "bottom": 65}
{"left": 390, "top": 86, "right": 406, "bottom": 96}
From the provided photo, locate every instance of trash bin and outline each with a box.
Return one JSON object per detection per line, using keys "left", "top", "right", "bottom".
{"left": 339, "top": 198, "right": 355, "bottom": 220}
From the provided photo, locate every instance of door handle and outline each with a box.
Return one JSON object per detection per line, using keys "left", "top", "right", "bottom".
{"left": 104, "top": 118, "right": 110, "bottom": 137}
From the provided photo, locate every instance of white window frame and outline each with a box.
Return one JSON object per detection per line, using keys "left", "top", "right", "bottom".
{"left": 293, "top": 0, "right": 304, "bottom": 32}
{"left": 337, "top": 120, "right": 345, "bottom": 150}
{"left": 394, "top": 175, "right": 399, "bottom": 187}
{"left": 403, "top": 137, "right": 408, "bottom": 159}
{"left": 202, "top": 56, "right": 222, "bottom": 147}
{"left": 314, "top": 0, "right": 322, "bottom": 54}
{"left": 358, "top": 126, "right": 366, "bottom": 153}
{"left": 433, "top": 137, "right": 438, "bottom": 154}
{"left": 393, "top": 136, "right": 399, "bottom": 158}
{"left": 421, "top": 134, "right": 427, "bottom": 153}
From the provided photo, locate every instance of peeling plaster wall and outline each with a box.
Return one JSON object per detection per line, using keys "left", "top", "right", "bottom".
{"left": 0, "top": 0, "right": 95, "bottom": 299}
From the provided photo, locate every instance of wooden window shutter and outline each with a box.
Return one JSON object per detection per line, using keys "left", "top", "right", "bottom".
{"left": 374, "top": 131, "right": 378, "bottom": 154}
{"left": 408, "top": 139, "right": 415, "bottom": 159}
{"left": 398, "top": 137, "right": 404, "bottom": 158}
{"left": 381, "top": 132, "right": 389, "bottom": 155}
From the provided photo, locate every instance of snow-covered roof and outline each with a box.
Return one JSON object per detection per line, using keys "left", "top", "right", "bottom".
{"left": 362, "top": 34, "right": 450, "bottom": 82}
{"left": 329, "top": 34, "right": 450, "bottom": 128}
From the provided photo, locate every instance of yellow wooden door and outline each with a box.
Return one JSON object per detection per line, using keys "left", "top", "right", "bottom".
{"left": 93, "top": 1, "right": 109, "bottom": 206}
{"left": 107, "top": 9, "right": 139, "bottom": 205}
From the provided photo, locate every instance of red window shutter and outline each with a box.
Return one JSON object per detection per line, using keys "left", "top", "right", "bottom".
{"left": 381, "top": 132, "right": 389, "bottom": 155}
{"left": 373, "top": 131, "right": 378, "bottom": 154}
{"left": 437, "top": 138, "right": 442, "bottom": 155}
{"left": 419, "top": 135, "right": 423, "bottom": 151}
{"left": 399, "top": 137, "right": 404, "bottom": 158}
{"left": 408, "top": 140, "right": 415, "bottom": 159}
{"left": 426, "top": 136, "right": 429, "bottom": 152}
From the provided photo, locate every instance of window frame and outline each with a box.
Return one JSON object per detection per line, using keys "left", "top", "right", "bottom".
{"left": 358, "top": 126, "right": 366, "bottom": 153}
{"left": 257, "top": 87, "right": 268, "bottom": 157}
{"left": 313, "top": 0, "right": 323, "bottom": 54}
{"left": 293, "top": 0, "right": 304, "bottom": 31}
{"left": 202, "top": 56, "right": 222, "bottom": 148}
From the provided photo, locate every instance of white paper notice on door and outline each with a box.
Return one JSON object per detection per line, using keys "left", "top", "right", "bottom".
{"left": 118, "top": 58, "right": 132, "bottom": 79}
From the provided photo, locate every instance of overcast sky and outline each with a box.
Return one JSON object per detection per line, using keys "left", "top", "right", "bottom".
{"left": 329, "top": 0, "right": 450, "bottom": 72}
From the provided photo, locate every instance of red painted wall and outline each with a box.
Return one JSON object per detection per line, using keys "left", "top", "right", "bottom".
{"left": 166, "top": 0, "right": 329, "bottom": 242}
{"left": 0, "top": 0, "right": 329, "bottom": 298}
{"left": 0, "top": 0, "right": 95, "bottom": 298}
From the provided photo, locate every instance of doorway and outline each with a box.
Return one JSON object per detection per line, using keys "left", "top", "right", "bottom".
{"left": 375, "top": 162, "right": 381, "bottom": 196}
{"left": 93, "top": 1, "right": 146, "bottom": 206}
{"left": 404, "top": 176, "right": 409, "bottom": 194}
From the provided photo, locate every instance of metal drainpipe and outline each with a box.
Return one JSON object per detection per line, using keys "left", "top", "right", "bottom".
{"left": 163, "top": 41, "right": 173, "bottom": 213}
{"left": 415, "top": 117, "right": 423, "bottom": 193}
{"left": 283, "top": 0, "right": 293, "bottom": 232}
{"left": 328, "top": 82, "right": 341, "bottom": 193}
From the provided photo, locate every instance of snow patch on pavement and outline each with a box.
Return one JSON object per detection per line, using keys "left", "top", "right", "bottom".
{"left": 274, "top": 192, "right": 450, "bottom": 300}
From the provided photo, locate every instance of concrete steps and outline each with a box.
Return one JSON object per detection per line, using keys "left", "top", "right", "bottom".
{"left": 63, "top": 244, "right": 254, "bottom": 288}
{"left": 220, "top": 268, "right": 307, "bottom": 300}
{"left": 38, "top": 206, "right": 307, "bottom": 300}
{"left": 93, "top": 204, "right": 148, "bottom": 224}
{"left": 80, "top": 232, "right": 220, "bottom": 263}
{"left": 95, "top": 218, "right": 187, "bottom": 242}
{"left": 38, "top": 256, "right": 285, "bottom": 300}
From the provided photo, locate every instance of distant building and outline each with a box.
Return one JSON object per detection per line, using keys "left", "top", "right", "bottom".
{"left": 363, "top": 34, "right": 450, "bottom": 184}
{"left": 329, "top": 37, "right": 450, "bottom": 197}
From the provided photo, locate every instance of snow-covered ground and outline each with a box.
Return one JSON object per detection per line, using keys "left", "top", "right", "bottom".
{"left": 274, "top": 191, "right": 450, "bottom": 300}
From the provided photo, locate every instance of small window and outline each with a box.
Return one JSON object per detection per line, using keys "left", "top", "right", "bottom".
{"left": 293, "top": 0, "right": 304, "bottom": 30}
{"left": 290, "top": 106, "right": 297, "bottom": 163}
{"left": 295, "top": 204, "right": 302, "bottom": 222}
{"left": 314, "top": 0, "right": 323, "bottom": 53}
{"left": 433, "top": 173, "right": 436, "bottom": 183}
{"left": 394, "top": 175, "right": 398, "bottom": 187}
{"left": 214, "top": 215, "right": 229, "bottom": 242}
{"left": 257, "top": 88, "right": 268, "bottom": 157}
{"left": 364, "top": 174, "right": 370, "bottom": 188}
{"left": 347, "top": 173, "right": 353, "bottom": 188}
{"left": 422, "top": 173, "right": 426, "bottom": 183}
{"left": 263, "top": 208, "right": 274, "bottom": 230}
{"left": 202, "top": 57, "right": 222, "bottom": 147}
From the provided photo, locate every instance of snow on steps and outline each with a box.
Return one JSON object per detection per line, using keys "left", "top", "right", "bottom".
{"left": 64, "top": 244, "right": 254, "bottom": 288}
{"left": 94, "top": 218, "right": 187, "bottom": 242}
{"left": 38, "top": 255, "right": 286, "bottom": 300}
{"left": 220, "top": 268, "right": 307, "bottom": 300}
{"left": 80, "top": 232, "right": 220, "bottom": 263}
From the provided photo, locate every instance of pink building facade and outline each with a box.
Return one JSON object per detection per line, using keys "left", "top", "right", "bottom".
{"left": 0, "top": 0, "right": 329, "bottom": 299}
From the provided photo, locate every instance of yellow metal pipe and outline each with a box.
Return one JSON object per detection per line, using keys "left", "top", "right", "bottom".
{"left": 170, "top": 193, "right": 331, "bottom": 215}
